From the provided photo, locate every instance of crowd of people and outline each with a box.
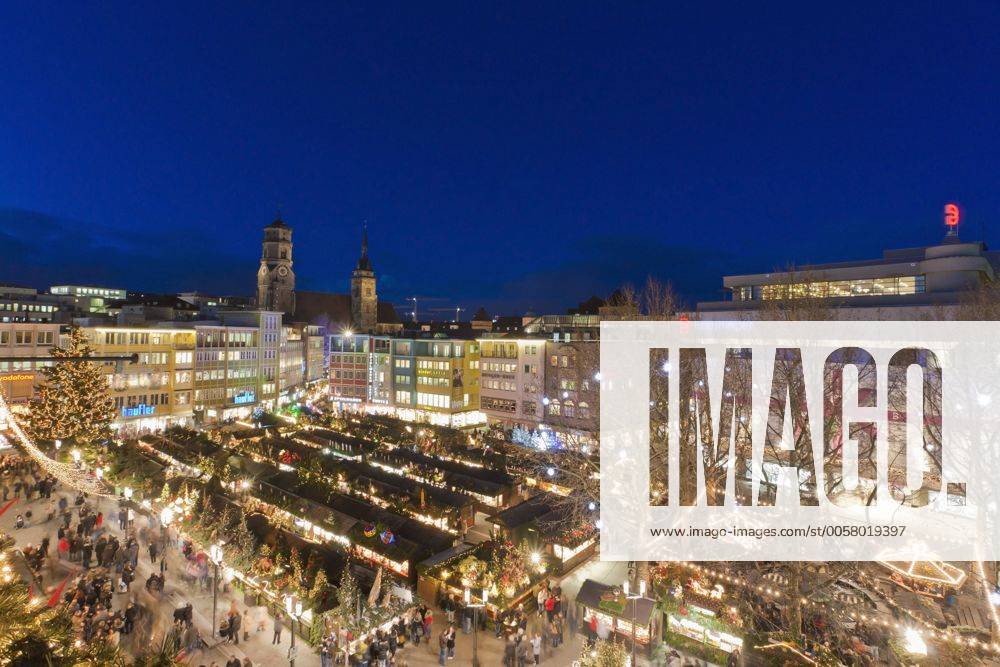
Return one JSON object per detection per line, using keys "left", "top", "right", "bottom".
{"left": 314, "top": 603, "right": 439, "bottom": 667}
{"left": 63, "top": 568, "right": 143, "bottom": 647}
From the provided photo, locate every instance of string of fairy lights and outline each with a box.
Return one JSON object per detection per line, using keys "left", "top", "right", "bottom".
{"left": 674, "top": 562, "right": 1000, "bottom": 655}
{"left": 0, "top": 390, "right": 113, "bottom": 497}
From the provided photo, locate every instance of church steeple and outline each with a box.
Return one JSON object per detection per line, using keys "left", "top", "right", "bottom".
{"left": 351, "top": 223, "right": 377, "bottom": 331}
{"left": 356, "top": 223, "right": 372, "bottom": 272}
{"left": 257, "top": 214, "right": 295, "bottom": 315}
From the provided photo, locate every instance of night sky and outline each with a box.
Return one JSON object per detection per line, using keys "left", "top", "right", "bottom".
{"left": 1, "top": 2, "right": 998, "bottom": 316}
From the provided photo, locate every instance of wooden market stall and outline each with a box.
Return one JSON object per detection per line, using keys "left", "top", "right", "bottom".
{"left": 576, "top": 579, "right": 659, "bottom": 656}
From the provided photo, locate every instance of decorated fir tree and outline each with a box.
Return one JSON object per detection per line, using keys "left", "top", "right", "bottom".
{"left": 578, "top": 639, "right": 630, "bottom": 667}
{"left": 309, "top": 567, "right": 330, "bottom": 610}
{"left": 225, "top": 515, "right": 258, "bottom": 571}
{"left": 334, "top": 561, "right": 361, "bottom": 634}
{"left": 252, "top": 543, "right": 274, "bottom": 578}
{"left": 26, "top": 326, "right": 116, "bottom": 445}
{"left": 289, "top": 546, "right": 306, "bottom": 594}
{"left": 304, "top": 548, "right": 322, "bottom": 589}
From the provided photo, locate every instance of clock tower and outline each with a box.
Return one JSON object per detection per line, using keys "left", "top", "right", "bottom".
{"left": 257, "top": 215, "right": 296, "bottom": 315}
{"left": 351, "top": 224, "right": 378, "bottom": 331}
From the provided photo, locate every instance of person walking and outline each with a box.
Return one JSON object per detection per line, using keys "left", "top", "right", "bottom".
{"left": 272, "top": 611, "right": 284, "bottom": 645}
{"left": 437, "top": 629, "right": 447, "bottom": 666}
{"left": 531, "top": 632, "right": 542, "bottom": 665}
{"left": 82, "top": 538, "right": 93, "bottom": 569}
{"left": 148, "top": 540, "right": 158, "bottom": 564}
{"left": 517, "top": 635, "right": 529, "bottom": 667}
{"left": 230, "top": 607, "right": 242, "bottom": 645}
{"left": 446, "top": 624, "right": 455, "bottom": 660}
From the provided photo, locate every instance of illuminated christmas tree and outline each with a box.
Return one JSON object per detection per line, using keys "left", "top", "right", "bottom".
{"left": 578, "top": 639, "right": 630, "bottom": 667}
{"left": 26, "top": 326, "right": 115, "bottom": 445}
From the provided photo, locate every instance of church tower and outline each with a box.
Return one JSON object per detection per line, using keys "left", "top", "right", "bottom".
{"left": 256, "top": 215, "right": 296, "bottom": 315}
{"left": 351, "top": 225, "right": 378, "bottom": 331}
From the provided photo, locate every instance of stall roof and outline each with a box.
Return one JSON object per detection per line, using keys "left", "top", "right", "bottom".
{"left": 576, "top": 579, "right": 656, "bottom": 624}
{"left": 417, "top": 542, "right": 480, "bottom": 571}
{"left": 380, "top": 447, "right": 515, "bottom": 487}
{"left": 488, "top": 494, "right": 560, "bottom": 530}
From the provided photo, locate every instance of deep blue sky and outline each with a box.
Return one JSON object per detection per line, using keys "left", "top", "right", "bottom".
{"left": 1, "top": 2, "right": 998, "bottom": 316}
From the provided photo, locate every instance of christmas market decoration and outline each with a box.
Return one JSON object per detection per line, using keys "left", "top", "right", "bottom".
{"left": 0, "top": 385, "right": 113, "bottom": 497}
{"left": 25, "top": 327, "right": 116, "bottom": 446}
{"left": 576, "top": 638, "right": 630, "bottom": 667}
{"left": 878, "top": 560, "right": 967, "bottom": 594}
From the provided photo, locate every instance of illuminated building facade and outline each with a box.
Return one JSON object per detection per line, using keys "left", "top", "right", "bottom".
{"left": 302, "top": 325, "right": 326, "bottom": 384}
{"left": 192, "top": 310, "right": 281, "bottom": 421}
{"left": 698, "top": 228, "right": 1000, "bottom": 319}
{"left": 0, "top": 322, "right": 60, "bottom": 405}
{"left": 82, "top": 326, "right": 196, "bottom": 432}
{"left": 278, "top": 326, "right": 305, "bottom": 402}
{"left": 477, "top": 338, "right": 545, "bottom": 430}
{"left": 328, "top": 333, "right": 483, "bottom": 427}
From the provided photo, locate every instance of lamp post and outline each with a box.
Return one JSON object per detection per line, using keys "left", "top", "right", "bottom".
{"left": 464, "top": 586, "right": 488, "bottom": 667}
{"left": 209, "top": 543, "right": 223, "bottom": 638}
{"left": 284, "top": 594, "right": 303, "bottom": 667}
{"left": 624, "top": 579, "right": 646, "bottom": 667}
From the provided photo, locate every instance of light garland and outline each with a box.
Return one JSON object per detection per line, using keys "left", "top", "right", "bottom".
{"left": 670, "top": 562, "right": 1000, "bottom": 655}
{"left": 878, "top": 560, "right": 967, "bottom": 588}
{"left": 0, "top": 390, "right": 114, "bottom": 497}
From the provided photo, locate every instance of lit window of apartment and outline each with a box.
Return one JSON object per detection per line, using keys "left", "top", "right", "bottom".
{"left": 395, "top": 390, "right": 411, "bottom": 403}
{"left": 417, "top": 392, "right": 451, "bottom": 409}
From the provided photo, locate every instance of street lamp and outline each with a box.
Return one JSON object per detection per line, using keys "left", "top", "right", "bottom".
{"left": 71, "top": 449, "right": 81, "bottom": 466}
{"left": 464, "top": 587, "right": 488, "bottom": 667}
{"left": 284, "top": 594, "right": 303, "bottom": 667}
{"left": 209, "top": 543, "right": 224, "bottom": 638}
{"left": 624, "top": 579, "right": 646, "bottom": 667}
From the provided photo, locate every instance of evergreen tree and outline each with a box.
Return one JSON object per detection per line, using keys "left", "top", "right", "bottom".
{"left": 289, "top": 546, "right": 306, "bottom": 594}
{"left": 229, "top": 516, "right": 259, "bottom": 571}
{"left": 334, "top": 561, "right": 361, "bottom": 633}
{"left": 304, "top": 548, "right": 322, "bottom": 589}
{"left": 26, "top": 326, "right": 116, "bottom": 445}
{"left": 578, "top": 639, "right": 629, "bottom": 667}
{"left": 252, "top": 543, "right": 274, "bottom": 578}
{"left": 309, "top": 567, "right": 330, "bottom": 610}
